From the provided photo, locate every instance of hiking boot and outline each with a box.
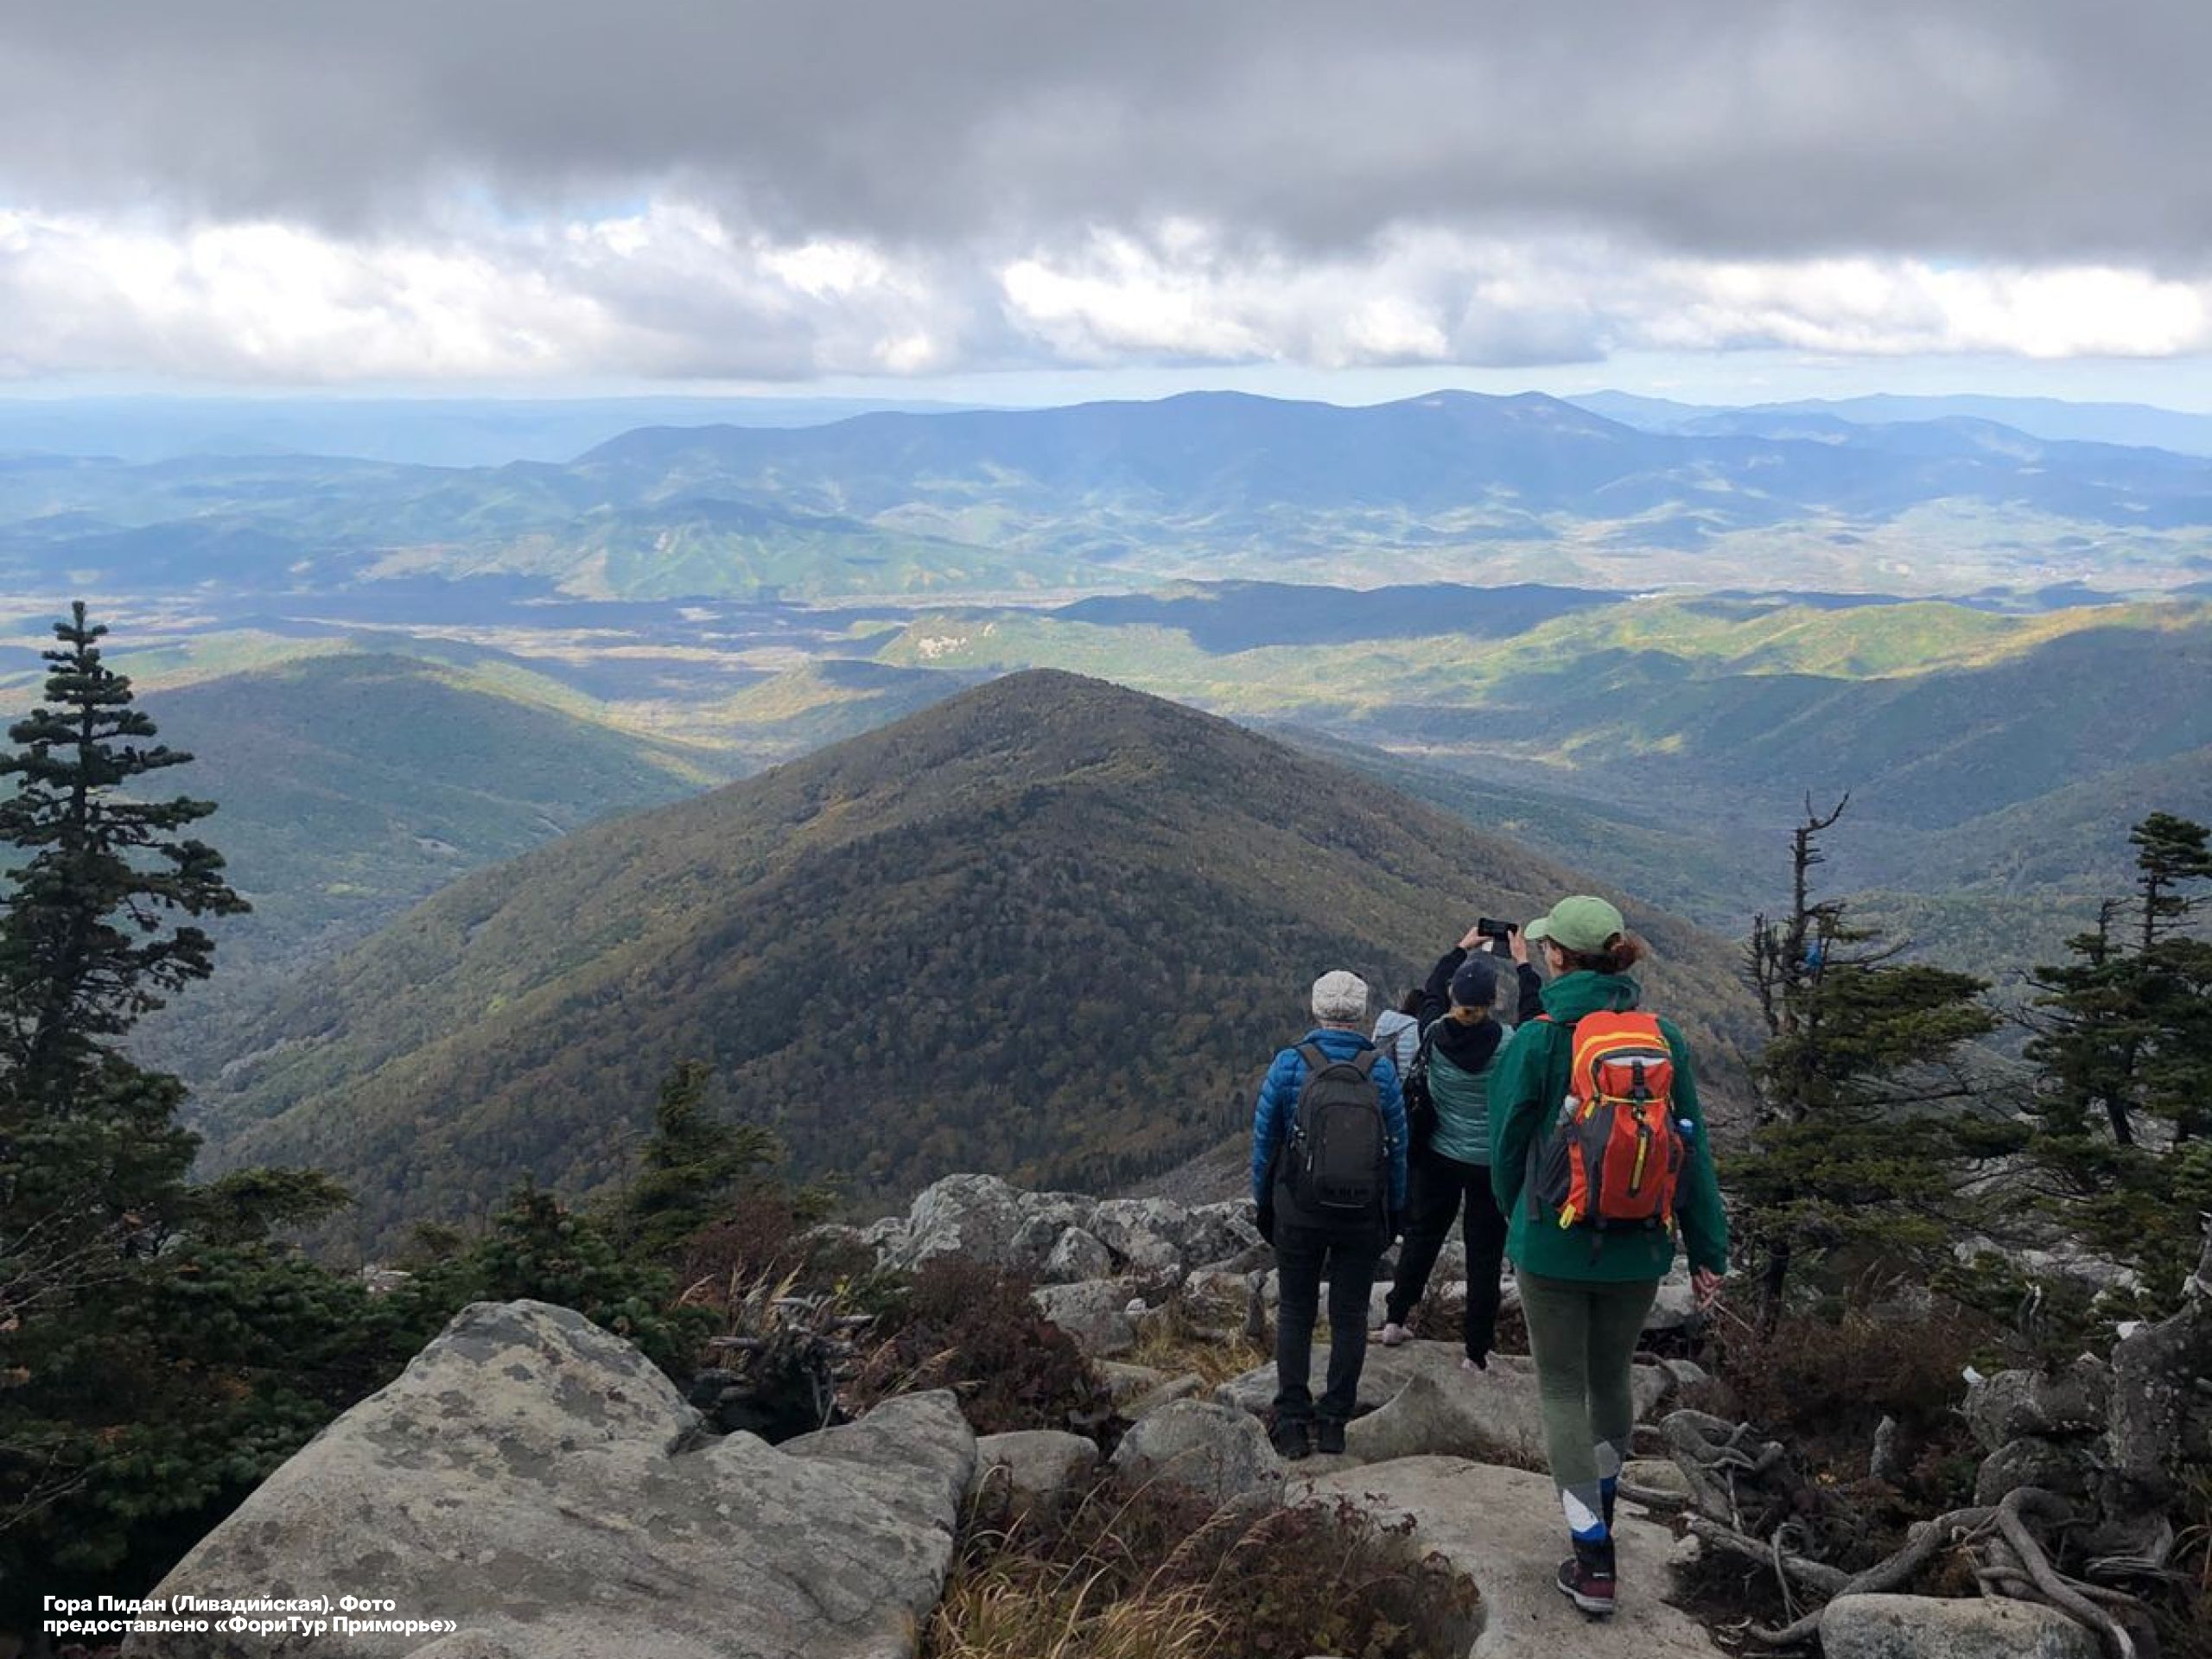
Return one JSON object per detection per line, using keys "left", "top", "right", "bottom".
{"left": 1375, "top": 1321, "right": 1411, "bottom": 1347}
{"left": 1271, "top": 1418, "right": 1313, "bottom": 1461}
{"left": 1460, "top": 1354, "right": 1487, "bottom": 1375}
{"left": 1314, "top": 1419, "right": 1348, "bottom": 1456}
{"left": 1555, "top": 1535, "right": 1618, "bottom": 1617}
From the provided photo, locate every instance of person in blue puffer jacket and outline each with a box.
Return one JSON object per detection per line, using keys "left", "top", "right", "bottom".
{"left": 1250, "top": 969, "right": 1408, "bottom": 1461}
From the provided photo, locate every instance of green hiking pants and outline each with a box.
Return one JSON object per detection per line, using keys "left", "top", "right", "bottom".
{"left": 1516, "top": 1270, "right": 1660, "bottom": 1535}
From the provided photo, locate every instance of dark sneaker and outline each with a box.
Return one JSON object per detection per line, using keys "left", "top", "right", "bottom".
{"left": 1271, "top": 1418, "right": 1313, "bottom": 1461}
{"left": 1314, "top": 1419, "right": 1347, "bottom": 1456}
{"left": 1555, "top": 1537, "right": 1618, "bottom": 1617}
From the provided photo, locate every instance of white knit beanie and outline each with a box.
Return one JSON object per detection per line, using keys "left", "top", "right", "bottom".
{"left": 1311, "top": 969, "right": 1370, "bottom": 1022}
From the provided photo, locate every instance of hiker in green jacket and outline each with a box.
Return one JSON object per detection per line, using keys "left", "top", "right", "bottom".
{"left": 1488, "top": 895, "right": 1728, "bottom": 1619}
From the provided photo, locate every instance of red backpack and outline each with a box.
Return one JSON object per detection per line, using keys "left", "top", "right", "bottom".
{"left": 1530, "top": 1011, "right": 1686, "bottom": 1233}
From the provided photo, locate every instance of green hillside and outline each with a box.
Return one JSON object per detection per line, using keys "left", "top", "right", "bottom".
{"left": 124, "top": 653, "right": 722, "bottom": 1077}
{"left": 189, "top": 671, "right": 1761, "bottom": 1250}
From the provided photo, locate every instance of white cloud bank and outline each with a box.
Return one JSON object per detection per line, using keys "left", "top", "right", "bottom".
{"left": 1, "top": 201, "right": 2206, "bottom": 385}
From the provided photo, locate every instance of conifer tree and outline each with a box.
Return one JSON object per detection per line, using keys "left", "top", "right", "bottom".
{"left": 1735, "top": 798, "right": 1999, "bottom": 1325}
{"left": 612, "top": 1059, "right": 781, "bottom": 1261}
{"left": 0, "top": 602, "right": 247, "bottom": 1094}
{"left": 2013, "top": 812, "right": 2212, "bottom": 1319}
{"left": 0, "top": 604, "right": 248, "bottom": 1329}
{"left": 0, "top": 606, "right": 375, "bottom": 1619}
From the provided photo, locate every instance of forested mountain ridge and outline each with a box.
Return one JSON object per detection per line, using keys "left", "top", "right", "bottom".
{"left": 190, "top": 670, "right": 1759, "bottom": 1252}
{"left": 123, "top": 652, "right": 723, "bottom": 1078}
{"left": 5, "top": 388, "right": 2210, "bottom": 601}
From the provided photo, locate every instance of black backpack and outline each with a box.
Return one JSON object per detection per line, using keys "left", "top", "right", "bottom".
{"left": 1280, "top": 1044, "right": 1389, "bottom": 1218}
{"left": 1402, "top": 1022, "right": 1440, "bottom": 1149}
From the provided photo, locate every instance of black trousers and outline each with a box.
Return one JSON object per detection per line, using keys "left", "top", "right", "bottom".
{"left": 1272, "top": 1219, "right": 1383, "bottom": 1424}
{"left": 1383, "top": 1144, "right": 1510, "bottom": 1363}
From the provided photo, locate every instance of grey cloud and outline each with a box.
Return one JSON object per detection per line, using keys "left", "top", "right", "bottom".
{"left": 1, "top": 2, "right": 2209, "bottom": 266}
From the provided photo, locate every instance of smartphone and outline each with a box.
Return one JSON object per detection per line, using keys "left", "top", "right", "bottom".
{"left": 1476, "top": 918, "right": 1516, "bottom": 940}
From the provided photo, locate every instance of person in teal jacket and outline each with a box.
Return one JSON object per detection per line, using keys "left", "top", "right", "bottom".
{"left": 1488, "top": 895, "right": 1728, "bottom": 1619}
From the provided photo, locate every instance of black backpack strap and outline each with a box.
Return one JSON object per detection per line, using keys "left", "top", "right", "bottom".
{"left": 1295, "top": 1042, "right": 1330, "bottom": 1074}
{"left": 1350, "top": 1046, "right": 1380, "bottom": 1077}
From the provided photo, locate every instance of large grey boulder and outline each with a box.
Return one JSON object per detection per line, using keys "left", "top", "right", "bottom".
{"left": 1110, "top": 1400, "right": 1282, "bottom": 1504}
{"left": 126, "top": 1300, "right": 975, "bottom": 1659}
{"left": 890, "top": 1173, "right": 1097, "bottom": 1274}
{"left": 1819, "top": 1594, "right": 2101, "bottom": 1659}
{"left": 1089, "top": 1197, "right": 1259, "bottom": 1274}
{"left": 1031, "top": 1276, "right": 1147, "bottom": 1357}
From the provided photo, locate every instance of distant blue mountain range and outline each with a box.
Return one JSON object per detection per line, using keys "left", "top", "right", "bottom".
{"left": 1571, "top": 389, "right": 2212, "bottom": 459}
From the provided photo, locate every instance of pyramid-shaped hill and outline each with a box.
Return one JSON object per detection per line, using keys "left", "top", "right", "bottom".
{"left": 194, "top": 669, "right": 1761, "bottom": 1247}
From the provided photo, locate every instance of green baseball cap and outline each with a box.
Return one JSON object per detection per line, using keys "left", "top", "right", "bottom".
{"left": 1523, "top": 894, "right": 1627, "bottom": 955}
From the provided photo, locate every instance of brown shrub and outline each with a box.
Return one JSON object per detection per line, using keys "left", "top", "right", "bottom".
{"left": 1699, "top": 1300, "right": 1992, "bottom": 1532}
{"left": 849, "top": 1256, "right": 1112, "bottom": 1436}
{"left": 673, "top": 1190, "right": 875, "bottom": 1297}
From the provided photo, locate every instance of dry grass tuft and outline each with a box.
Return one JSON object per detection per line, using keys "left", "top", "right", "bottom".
{"left": 1122, "top": 1302, "right": 1270, "bottom": 1389}
{"left": 922, "top": 1467, "right": 1479, "bottom": 1659}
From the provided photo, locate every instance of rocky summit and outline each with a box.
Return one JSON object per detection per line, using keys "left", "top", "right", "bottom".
{"left": 118, "top": 1176, "right": 2176, "bottom": 1659}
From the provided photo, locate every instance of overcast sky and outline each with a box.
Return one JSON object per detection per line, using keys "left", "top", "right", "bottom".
{"left": 3, "top": 2, "right": 2209, "bottom": 404}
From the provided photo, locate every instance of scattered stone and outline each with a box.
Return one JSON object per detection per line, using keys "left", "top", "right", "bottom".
{"left": 1110, "top": 1400, "right": 1283, "bottom": 1505}
{"left": 857, "top": 1212, "right": 910, "bottom": 1256}
{"left": 1098, "top": 1360, "right": 1173, "bottom": 1405}
{"left": 1125, "top": 1373, "right": 1205, "bottom": 1420}
{"left": 1031, "top": 1276, "right": 1145, "bottom": 1357}
{"left": 1818, "top": 1592, "right": 2102, "bottom": 1659}
{"left": 1623, "top": 1457, "right": 1694, "bottom": 1501}
{"left": 1181, "top": 1268, "right": 1262, "bottom": 1338}
{"left": 1042, "top": 1226, "right": 1116, "bottom": 1284}
{"left": 1974, "top": 1437, "right": 2097, "bottom": 1507}
{"left": 1644, "top": 1266, "right": 1701, "bottom": 1332}
{"left": 125, "top": 1300, "right": 975, "bottom": 1659}
{"left": 972, "top": 1430, "right": 1097, "bottom": 1505}
{"left": 1191, "top": 1240, "right": 1274, "bottom": 1276}
{"left": 1963, "top": 1359, "right": 2111, "bottom": 1453}
{"left": 1660, "top": 1357, "right": 1712, "bottom": 1390}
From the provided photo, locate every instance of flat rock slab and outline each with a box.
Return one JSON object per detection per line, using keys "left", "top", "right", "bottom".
{"left": 127, "top": 1300, "right": 976, "bottom": 1659}
{"left": 1217, "top": 1343, "right": 1669, "bottom": 1465}
{"left": 1300, "top": 1457, "right": 1719, "bottom": 1659}
{"left": 1819, "top": 1593, "right": 2103, "bottom": 1659}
